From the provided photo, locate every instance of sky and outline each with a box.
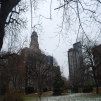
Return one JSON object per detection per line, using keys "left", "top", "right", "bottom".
{"left": 2, "top": 0, "right": 101, "bottom": 78}
{"left": 29, "top": 0, "right": 77, "bottom": 78}
{"left": 30, "top": 0, "right": 101, "bottom": 78}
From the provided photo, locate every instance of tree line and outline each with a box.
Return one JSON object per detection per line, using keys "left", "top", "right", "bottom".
{"left": 0, "top": 49, "right": 67, "bottom": 97}
{"left": 68, "top": 40, "right": 101, "bottom": 94}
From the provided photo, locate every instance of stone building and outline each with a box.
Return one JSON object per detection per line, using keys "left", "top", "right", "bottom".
{"left": 21, "top": 31, "right": 40, "bottom": 89}
{"left": 0, "top": 30, "right": 54, "bottom": 94}
{"left": 21, "top": 31, "right": 53, "bottom": 93}
{"left": 30, "top": 31, "right": 40, "bottom": 53}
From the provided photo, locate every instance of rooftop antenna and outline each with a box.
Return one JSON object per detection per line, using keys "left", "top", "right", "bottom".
{"left": 32, "top": 25, "right": 37, "bottom": 32}
{"left": 32, "top": 25, "right": 39, "bottom": 36}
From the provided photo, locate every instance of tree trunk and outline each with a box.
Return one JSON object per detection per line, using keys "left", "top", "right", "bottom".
{"left": 94, "top": 77, "right": 99, "bottom": 94}
{"left": 92, "top": 69, "right": 99, "bottom": 94}
{"left": 96, "top": 83, "right": 99, "bottom": 94}
{"left": 0, "top": 4, "right": 7, "bottom": 50}
{"left": 0, "top": 0, "right": 21, "bottom": 50}
{"left": 0, "top": 21, "right": 5, "bottom": 50}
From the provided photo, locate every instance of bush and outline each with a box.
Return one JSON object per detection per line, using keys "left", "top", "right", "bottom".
{"left": 3, "top": 92, "right": 24, "bottom": 101}
{"left": 43, "top": 88, "right": 48, "bottom": 92}
{"left": 83, "top": 86, "right": 93, "bottom": 93}
{"left": 71, "top": 86, "right": 78, "bottom": 93}
{"left": 0, "top": 87, "right": 6, "bottom": 95}
{"left": 25, "top": 87, "right": 34, "bottom": 94}
{"left": 53, "top": 88, "right": 62, "bottom": 96}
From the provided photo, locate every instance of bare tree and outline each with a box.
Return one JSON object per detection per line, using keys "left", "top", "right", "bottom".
{"left": 27, "top": 52, "right": 52, "bottom": 98}
{"left": 0, "top": 0, "right": 21, "bottom": 49}
{"left": 2, "top": 0, "right": 101, "bottom": 51}
{"left": 7, "top": 53, "right": 25, "bottom": 91}
{"left": 0, "top": 0, "right": 39, "bottom": 50}
{"left": 0, "top": 34, "right": 29, "bottom": 95}
{"left": 82, "top": 40, "right": 101, "bottom": 94}
{"left": 21, "top": 49, "right": 53, "bottom": 98}
{"left": 0, "top": 52, "right": 25, "bottom": 95}
{"left": 55, "top": 0, "right": 101, "bottom": 41}
{"left": 92, "top": 44, "right": 101, "bottom": 88}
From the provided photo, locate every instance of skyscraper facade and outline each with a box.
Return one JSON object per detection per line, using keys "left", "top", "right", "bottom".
{"left": 68, "top": 42, "right": 83, "bottom": 81}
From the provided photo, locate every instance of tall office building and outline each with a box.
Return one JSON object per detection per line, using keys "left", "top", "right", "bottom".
{"left": 68, "top": 42, "right": 82, "bottom": 78}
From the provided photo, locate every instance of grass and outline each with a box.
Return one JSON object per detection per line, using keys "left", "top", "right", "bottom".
{"left": 22, "top": 91, "right": 53, "bottom": 101}
{"left": 23, "top": 96, "right": 38, "bottom": 101}
{"left": 23, "top": 93, "right": 101, "bottom": 101}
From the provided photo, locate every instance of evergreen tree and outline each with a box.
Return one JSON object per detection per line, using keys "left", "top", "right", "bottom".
{"left": 53, "top": 66, "right": 64, "bottom": 95}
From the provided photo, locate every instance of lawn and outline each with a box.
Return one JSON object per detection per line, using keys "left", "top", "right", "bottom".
{"left": 24, "top": 93, "right": 101, "bottom": 101}
{"left": 23, "top": 96, "right": 38, "bottom": 101}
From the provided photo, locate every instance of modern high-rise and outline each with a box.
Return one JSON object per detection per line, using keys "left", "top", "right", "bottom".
{"left": 68, "top": 42, "right": 82, "bottom": 79}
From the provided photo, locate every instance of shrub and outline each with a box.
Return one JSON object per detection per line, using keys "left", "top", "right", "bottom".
{"left": 0, "top": 87, "right": 6, "bottom": 95}
{"left": 43, "top": 88, "right": 48, "bottom": 92}
{"left": 83, "top": 86, "right": 93, "bottom": 93}
{"left": 71, "top": 86, "right": 78, "bottom": 93}
{"left": 25, "top": 87, "right": 34, "bottom": 94}
{"left": 53, "top": 88, "right": 62, "bottom": 96}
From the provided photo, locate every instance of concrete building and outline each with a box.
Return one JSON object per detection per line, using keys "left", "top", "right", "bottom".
{"left": 68, "top": 42, "right": 83, "bottom": 82}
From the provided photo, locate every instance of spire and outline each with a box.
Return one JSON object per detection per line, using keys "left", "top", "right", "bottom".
{"left": 33, "top": 25, "right": 36, "bottom": 31}
{"left": 30, "top": 31, "right": 40, "bottom": 53}
{"left": 31, "top": 31, "right": 38, "bottom": 37}
{"left": 32, "top": 25, "right": 37, "bottom": 32}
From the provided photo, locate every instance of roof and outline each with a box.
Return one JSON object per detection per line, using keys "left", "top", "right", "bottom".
{"left": 31, "top": 31, "right": 38, "bottom": 37}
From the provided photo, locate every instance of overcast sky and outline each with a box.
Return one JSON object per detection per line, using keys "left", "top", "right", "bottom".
{"left": 30, "top": 0, "right": 78, "bottom": 78}
{"left": 30, "top": 0, "right": 101, "bottom": 78}
{"left": 2, "top": 0, "right": 101, "bottom": 78}
{"left": 26, "top": 0, "right": 76, "bottom": 78}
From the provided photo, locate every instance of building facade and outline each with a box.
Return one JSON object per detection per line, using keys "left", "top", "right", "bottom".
{"left": 68, "top": 42, "right": 83, "bottom": 88}
{"left": 47, "top": 55, "right": 53, "bottom": 66}
{"left": 30, "top": 31, "right": 40, "bottom": 53}
{"left": 21, "top": 31, "right": 54, "bottom": 92}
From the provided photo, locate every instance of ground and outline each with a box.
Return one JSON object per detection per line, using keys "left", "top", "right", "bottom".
{"left": 24, "top": 93, "right": 101, "bottom": 101}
